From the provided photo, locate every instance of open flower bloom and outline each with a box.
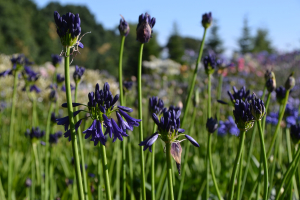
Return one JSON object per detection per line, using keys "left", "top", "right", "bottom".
{"left": 22, "top": 66, "right": 41, "bottom": 94}
{"left": 0, "top": 54, "right": 33, "bottom": 77}
{"left": 56, "top": 82, "right": 141, "bottom": 146}
{"left": 139, "top": 106, "right": 199, "bottom": 174}
{"left": 218, "top": 86, "right": 253, "bottom": 106}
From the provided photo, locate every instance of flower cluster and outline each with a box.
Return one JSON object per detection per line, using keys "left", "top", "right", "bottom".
{"left": 56, "top": 82, "right": 141, "bottom": 145}
{"left": 0, "top": 54, "right": 32, "bottom": 77}
{"left": 22, "top": 66, "right": 41, "bottom": 93}
{"left": 51, "top": 54, "right": 62, "bottom": 68}
{"left": 202, "top": 12, "right": 212, "bottom": 28}
{"left": 233, "top": 99, "right": 255, "bottom": 131}
{"left": 218, "top": 86, "right": 253, "bottom": 105}
{"left": 54, "top": 11, "right": 83, "bottom": 48}
{"left": 118, "top": 15, "right": 130, "bottom": 37}
{"left": 49, "top": 131, "right": 63, "bottom": 144}
{"left": 290, "top": 124, "right": 300, "bottom": 143}
{"left": 25, "top": 127, "right": 45, "bottom": 140}
{"left": 73, "top": 65, "right": 85, "bottom": 83}
{"left": 217, "top": 116, "right": 240, "bottom": 136}
{"left": 136, "top": 12, "right": 156, "bottom": 43}
{"left": 250, "top": 93, "right": 266, "bottom": 120}
{"left": 203, "top": 54, "right": 217, "bottom": 75}
{"left": 149, "top": 96, "right": 166, "bottom": 116}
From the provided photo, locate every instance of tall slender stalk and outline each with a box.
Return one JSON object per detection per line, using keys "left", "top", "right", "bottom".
{"left": 181, "top": 28, "right": 207, "bottom": 126}
{"left": 31, "top": 146, "right": 36, "bottom": 200}
{"left": 118, "top": 35, "right": 127, "bottom": 200}
{"left": 64, "top": 47, "right": 84, "bottom": 200}
{"left": 99, "top": 126, "right": 112, "bottom": 200}
{"left": 151, "top": 123, "right": 158, "bottom": 200}
{"left": 75, "top": 82, "right": 89, "bottom": 200}
{"left": 45, "top": 103, "right": 54, "bottom": 200}
{"left": 7, "top": 70, "right": 18, "bottom": 200}
{"left": 257, "top": 121, "right": 268, "bottom": 200}
{"left": 98, "top": 141, "right": 102, "bottom": 200}
{"left": 137, "top": 43, "right": 146, "bottom": 200}
{"left": 228, "top": 131, "right": 246, "bottom": 200}
{"left": 236, "top": 148, "right": 244, "bottom": 200}
{"left": 177, "top": 108, "right": 197, "bottom": 200}
{"left": 262, "top": 92, "right": 271, "bottom": 131}
{"left": 32, "top": 142, "right": 41, "bottom": 185}
{"left": 216, "top": 75, "right": 223, "bottom": 121}
{"left": 166, "top": 143, "right": 174, "bottom": 200}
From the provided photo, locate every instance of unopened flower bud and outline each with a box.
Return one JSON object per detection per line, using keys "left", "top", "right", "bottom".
{"left": 203, "top": 54, "right": 216, "bottom": 75}
{"left": 206, "top": 117, "right": 218, "bottom": 133}
{"left": 233, "top": 99, "right": 254, "bottom": 131}
{"left": 136, "top": 12, "right": 156, "bottom": 43}
{"left": 119, "top": 15, "right": 130, "bottom": 37}
{"left": 266, "top": 78, "right": 276, "bottom": 92}
{"left": 202, "top": 12, "right": 212, "bottom": 29}
{"left": 49, "top": 90, "right": 57, "bottom": 102}
{"left": 250, "top": 93, "right": 266, "bottom": 121}
{"left": 73, "top": 65, "right": 85, "bottom": 83}
{"left": 285, "top": 72, "right": 295, "bottom": 90}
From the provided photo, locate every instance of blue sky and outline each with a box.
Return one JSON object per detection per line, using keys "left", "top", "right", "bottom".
{"left": 34, "top": 0, "right": 300, "bottom": 56}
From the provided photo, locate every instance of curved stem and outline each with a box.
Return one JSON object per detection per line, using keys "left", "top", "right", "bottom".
{"left": 7, "top": 71, "right": 18, "bottom": 200}
{"left": 74, "top": 82, "right": 89, "bottom": 200}
{"left": 137, "top": 43, "right": 146, "bottom": 200}
{"left": 151, "top": 123, "right": 158, "bottom": 200}
{"left": 257, "top": 121, "right": 268, "bottom": 200}
{"left": 45, "top": 103, "right": 54, "bottom": 200}
{"left": 236, "top": 148, "right": 244, "bottom": 200}
{"left": 166, "top": 143, "right": 174, "bottom": 200}
{"left": 208, "top": 133, "right": 223, "bottom": 199}
{"left": 275, "top": 147, "right": 300, "bottom": 200}
{"left": 206, "top": 73, "right": 212, "bottom": 199}
{"left": 99, "top": 131, "right": 112, "bottom": 200}
{"left": 181, "top": 28, "right": 207, "bottom": 126}
{"left": 64, "top": 47, "right": 84, "bottom": 200}
{"left": 228, "top": 131, "right": 246, "bottom": 200}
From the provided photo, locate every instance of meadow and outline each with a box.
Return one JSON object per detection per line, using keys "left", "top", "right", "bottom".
{"left": 0, "top": 10, "right": 300, "bottom": 200}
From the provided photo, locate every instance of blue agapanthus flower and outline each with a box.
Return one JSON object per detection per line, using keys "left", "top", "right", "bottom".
{"left": 22, "top": 66, "right": 41, "bottom": 93}
{"left": 202, "top": 12, "right": 212, "bottom": 28}
{"left": 218, "top": 116, "right": 240, "bottom": 136}
{"left": 119, "top": 15, "right": 130, "bottom": 37}
{"left": 218, "top": 86, "right": 253, "bottom": 105}
{"left": 25, "top": 127, "right": 45, "bottom": 140}
{"left": 51, "top": 54, "right": 62, "bottom": 67}
{"left": 136, "top": 12, "right": 156, "bottom": 43}
{"left": 49, "top": 131, "right": 63, "bottom": 144}
{"left": 0, "top": 54, "right": 33, "bottom": 77}
{"left": 73, "top": 65, "right": 85, "bottom": 83}
{"left": 56, "top": 82, "right": 141, "bottom": 145}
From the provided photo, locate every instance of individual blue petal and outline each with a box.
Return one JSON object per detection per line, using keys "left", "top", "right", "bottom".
{"left": 178, "top": 128, "right": 185, "bottom": 133}
{"left": 185, "top": 134, "right": 200, "bottom": 147}
{"left": 118, "top": 109, "right": 141, "bottom": 129}
{"left": 116, "top": 112, "right": 132, "bottom": 131}
{"left": 61, "top": 102, "right": 84, "bottom": 108}
{"left": 139, "top": 133, "right": 159, "bottom": 152}
{"left": 118, "top": 105, "right": 133, "bottom": 113}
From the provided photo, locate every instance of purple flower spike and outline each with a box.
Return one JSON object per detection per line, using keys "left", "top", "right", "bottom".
{"left": 118, "top": 109, "right": 141, "bottom": 129}
{"left": 185, "top": 135, "right": 199, "bottom": 147}
{"left": 139, "top": 133, "right": 159, "bottom": 152}
{"left": 83, "top": 120, "right": 97, "bottom": 139}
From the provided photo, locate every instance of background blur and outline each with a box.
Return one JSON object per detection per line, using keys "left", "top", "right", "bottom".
{"left": 0, "top": 0, "right": 300, "bottom": 77}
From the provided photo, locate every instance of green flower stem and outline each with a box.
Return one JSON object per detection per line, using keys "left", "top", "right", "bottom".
{"left": 7, "top": 70, "right": 18, "bottom": 200}
{"left": 45, "top": 103, "right": 54, "bottom": 200}
{"left": 208, "top": 133, "right": 222, "bottom": 200}
{"left": 262, "top": 92, "right": 271, "bottom": 131}
{"left": 64, "top": 46, "right": 84, "bottom": 200}
{"left": 239, "top": 124, "right": 257, "bottom": 200}
{"left": 177, "top": 108, "right": 197, "bottom": 200}
{"left": 137, "top": 43, "right": 146, "bottom": 200}
{"left": 32, "top": 142, "right": 41, "bottom": 185}
{"left": 39, "top": 143, "right": 45, "bottom": 200}
{"left": 236, "top": 148, "right": 244, "bottom": 200}
{"left": 156, "top": 163, "right": 167, "bottom": 199}
{"left": 49, "top": 146, "right": 54, "bottom": 200}
{"left": 267, "top": 128, "right": 281, "bottom": 199}
{"left": 206, "top": 73, "right": 211, "bottom": 199}
{"left": 98, "top": 144, "right": 102, "bottom": 200}
{"left": 99, "top": 132, "right": 112, "bottom": 200}
{"left": 119, "top": 35, "right": 127, "bottom": 200}
{"left": 32, "top": 98, "right": 37, "bottom": 127}
{"left": 257, "top": 120, "right": 268, "bottom": 200}
{"left": 285, "top": 128, "right": 299, "bottom": 199}
{"left": 267, "top": 90, "right": 290, "bottom": 158}
{"left": 127, "top": 137, "right": 135, "bottom": 200}
{"left": 166, "top": 143, "right": 174, "bottom": 200}
{"left": 151, "top": 123, "right": 158, "bottom": 200}
{"left": 75, "top": 82, "right": 89, "bottom": 200}
{"left": 228, "top": 131, "right": 246, "bottom": 200}
{"left": 31, "top": 147, "right": 36, "bottom": 200}
{"left": 181, "top": 28, "right": 207, "bottom": 126}
{"left": 275, "top": 146, "right": 300, "bottom": 200}
{"left": 216, "top": 75, "right": 223, "bottom": 120}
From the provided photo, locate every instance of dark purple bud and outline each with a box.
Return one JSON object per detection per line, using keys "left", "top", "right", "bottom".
{"left": 202, "top": 12, "right": 212, "bottom": 28}
{"left": 119, "top": 16, "right": 130, "bottom": 37}
{"left": 185, "top": 135, "right": 200, "bottom": 147}
{"left": 118, "top": 105, "right": 133, "bottom": 113}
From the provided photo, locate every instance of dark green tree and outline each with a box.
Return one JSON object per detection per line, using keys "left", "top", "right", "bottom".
{"left": 251, "top": 29, "right": 274, "bottom": 53}
{"left": 206, "top": 20, "right": 224, "bottom": 55}
{"left": 238, "top": 17, "right": 252, "bottom": 54}
{"left": 166, "top": 22, "right": 184, "bottom": 63}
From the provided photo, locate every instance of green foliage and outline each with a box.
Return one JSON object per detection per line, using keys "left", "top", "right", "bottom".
{"left": 206, "top": 20, "right": 224, "bottom": 55}
{"left": 251, "top": 29, "right": 274, "bottom": 53}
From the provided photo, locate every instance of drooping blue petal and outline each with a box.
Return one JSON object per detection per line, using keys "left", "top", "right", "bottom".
{"left": 185, "top": 134, "right": 200, "bottom": 147}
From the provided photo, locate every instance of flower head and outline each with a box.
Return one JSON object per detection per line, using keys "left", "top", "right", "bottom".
{"left": 265, "top": 70, "right": 276, "bottom": 92}
{"left": 51, "top": 54, "right": 62, "bottom": 67}
{"left": 56, "top": 73, "right": 65, "bottom": 85}
{"left": 233, "top": 99, "right": 255, "bottom": 131}
{"left": 119, "top": 15, "right": 130, "bottom": 37}
{"left": 25, "top": 127, "right": 45, "bottom": 140}
{"left": 22, "top": 66, "right": 41, "bottom": 93}
{"left": 0, "top": 54, "right": 32, "bottom": 77}
{"left": 203, "top": 54, "right": 216, "bottom": 75}
{"left": 136, "top": 12, "right": 156, "bottom": 43}
{"left": 206, "top": 117, "right": 218, "bottom": 133}
{"left": 73, "top": 65, "right": 85, "bottom": 83}
{"left": 290, "top": 124, "right": 300, "bottom": 143}
{"left": 149, "top": 96, "right": 165, "bottom": 116}
{"left": 123, "top": 81, "right": 133, "bottom": 92}
{"left": 54, "top": 11, "right": 82, "bottom": 48}
{"left": 49, "top": 90, "right": 58, "bottom": 102}
{"left": 250, "top": 93, "right": 266, "bottom": 121}
{"left": 49, "top": 131, "right": 63, "bottom": 144}
{"left": 202, "top": 12, "right": 212, "bottom": 29}
{"left": 285, "top": 72, "right": 295, "bottom": 90}
{"left": 275, "top": 86, "right": 287, "bottom": 105}
{"left": 228, "top": 86, "right": 252, "bottom": 105}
